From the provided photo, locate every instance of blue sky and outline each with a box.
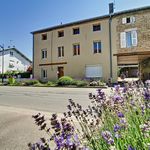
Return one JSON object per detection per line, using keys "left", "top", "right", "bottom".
{"left": 0, "top": 0, "right": 149, "bottom": 60}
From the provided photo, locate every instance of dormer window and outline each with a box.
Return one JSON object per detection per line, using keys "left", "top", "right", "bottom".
{"left": 10, "top": 51, "right": 13, "bottom": 56}
{"left": 122, "top": 16, "right": 136, "bottom": 24}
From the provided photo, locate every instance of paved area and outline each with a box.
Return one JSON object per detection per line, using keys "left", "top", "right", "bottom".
{"left": 0, "top": 86, "right": 109, "bottom": 149}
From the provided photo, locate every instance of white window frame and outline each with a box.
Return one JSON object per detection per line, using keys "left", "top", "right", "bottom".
{"left": 93, "top": 41, "right": 102, "bottom": 53}
{"left": 120, "top": 29, "right": 137, "bottom": 48}
{"left": 73, "top": 44, "right": 80, "bottom": 56}
{"left": 122, "top": 16, "right": 136, "bottom": 24}
{"left": 41, "top": 49, "right": 47, "bottom": 59}
{"left": 58, "top": 46, "right": 64, "bottom": 57}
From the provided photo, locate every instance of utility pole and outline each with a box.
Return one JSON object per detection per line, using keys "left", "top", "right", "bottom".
{"left": 0, "top": 44, "right": 4, "bottom": 83}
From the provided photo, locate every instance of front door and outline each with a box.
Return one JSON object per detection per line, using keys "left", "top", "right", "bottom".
{"left": 57, "top": 67, "right": 64, "bottom": 78}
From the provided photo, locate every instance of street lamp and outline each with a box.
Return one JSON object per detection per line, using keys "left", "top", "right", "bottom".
{"left": 0, "top": 44, "right": 4, "bottom": 83}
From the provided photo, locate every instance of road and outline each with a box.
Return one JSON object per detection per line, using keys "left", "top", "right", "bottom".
{"left": 0, "top": 86, "right": 109, "bottom": 150}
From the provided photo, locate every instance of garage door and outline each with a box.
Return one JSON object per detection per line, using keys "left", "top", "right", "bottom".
{"left": 85, "top": 65, "right": 102, "bottom": 78}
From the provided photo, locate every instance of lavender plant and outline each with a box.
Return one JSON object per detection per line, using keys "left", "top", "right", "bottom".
{"left": 29, "top": 81, "right": 150, "bottom": 150}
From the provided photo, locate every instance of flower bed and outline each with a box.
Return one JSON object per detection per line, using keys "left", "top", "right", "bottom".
{"left": 26, "top": 82, "right": 150, "bottom": 149}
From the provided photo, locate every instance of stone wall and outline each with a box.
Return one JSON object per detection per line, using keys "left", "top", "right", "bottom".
{"left": 115, "top": 9, "right": 150, "bottom": 54}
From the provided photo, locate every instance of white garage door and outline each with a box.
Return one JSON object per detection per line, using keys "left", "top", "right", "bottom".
{"left": 85, "top": 65, "right": 102, "bottom": 78}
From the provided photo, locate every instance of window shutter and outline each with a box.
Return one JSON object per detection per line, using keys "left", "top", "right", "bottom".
{"left": 120, "top": 32, "right": 126, "bottom": 48}
{"left": 131, "top": 30, "right": 137, "bottom": 46}
{"left": 122, "top": 18, "right": 126, "bottom": 24}
{"left": 131, "top": 16, "right": 136, "bottom": 23}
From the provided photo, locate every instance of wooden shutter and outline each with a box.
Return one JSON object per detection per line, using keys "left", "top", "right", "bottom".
{"left": 122, "top": 18, "right": 126, "bottom": 24}
{"left": 131, "top": 30, "right": 137, "bottom": 46}
{"left": 120, "top": 32, "right": 126, "bottom": 48}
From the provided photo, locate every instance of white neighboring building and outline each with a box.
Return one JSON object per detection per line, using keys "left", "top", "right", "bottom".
{"left": 0, "top": 48, "right": 32, "bottom": 73}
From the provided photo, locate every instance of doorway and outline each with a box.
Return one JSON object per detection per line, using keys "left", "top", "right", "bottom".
{"left": 57, "top": 67, "right": 64, "bottom": 78}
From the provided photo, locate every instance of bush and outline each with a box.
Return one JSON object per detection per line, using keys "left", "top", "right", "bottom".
{"left": 30, "top": 82, "right": 150, "bottom": 150}
{"left": 57, "top": 76, "right": 74, "bottom": 86}
{"left": 23, "top": 79, "right": 39, "bottom": 86}
{"left": 8, "top": 77, "right": 16, "bottom": 85}
{"left": 34, "top": 82, "right": 45, "bottom": 87}
{"left": 18, "top": 72, "right": 31, "bottom": 78}
{"left": 46, "top": 81, "right": 57, "bottom": 87}
{"left": 75, "top": 80, "right": 88, "bottom": 87}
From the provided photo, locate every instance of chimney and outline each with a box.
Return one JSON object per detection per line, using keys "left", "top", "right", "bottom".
{"left": 109, "top": 3, "right": 114, "bottom": 14}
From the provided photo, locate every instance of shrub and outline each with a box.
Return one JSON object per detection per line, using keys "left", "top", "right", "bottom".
{"left": 18, "top": 72, "right": 31, "bottom": 78}
{"left": 23, "top": 79, "right": 39, "bottom": 86}
{"left": 29, "top": 82, "right": 150, "bottom": 150}
{"left": 46, "top": 81, "right": 57, "bottom": 87}
{"left": 8, "top": 77, "right": 16, "bottom": 85}
{"left": 57, "top": 76, "right": 74, "bottom": 86}
{"left": 34, "top": 82, "right": 45, "bottom": 87}
{"left": 75, "top": 80, "right": 88, "bottom": 87}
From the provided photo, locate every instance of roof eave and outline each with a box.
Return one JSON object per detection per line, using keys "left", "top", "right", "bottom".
{"left": 31, "top": 5, "right": 150, "bottom": 34}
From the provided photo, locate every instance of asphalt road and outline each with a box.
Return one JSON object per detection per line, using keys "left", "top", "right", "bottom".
{"left": 0, "top": 86, "right": 109, "bottom": 150}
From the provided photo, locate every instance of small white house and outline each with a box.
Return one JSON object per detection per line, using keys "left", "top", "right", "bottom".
{"left": 0, "top": 48, "right": 32, "bottom": 73}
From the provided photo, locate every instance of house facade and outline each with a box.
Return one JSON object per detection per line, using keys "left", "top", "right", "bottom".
{"left": 0, "top": 48, "right": 32, "bottom": 73}
{"left": 32, "top": 6, "right": 150, "bottom": 82}
{"left": 114, "top": 7, "right": 150, "bottom": 79}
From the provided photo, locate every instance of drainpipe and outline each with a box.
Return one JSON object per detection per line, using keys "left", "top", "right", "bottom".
{"left": 109, "top": 16, "right": 113, "bottom": 79}
{"left": 108, "top": 3, "right": 114, "bottom": 81}
{"left": 50, "top": 32, "right": 53, "bottom": 71}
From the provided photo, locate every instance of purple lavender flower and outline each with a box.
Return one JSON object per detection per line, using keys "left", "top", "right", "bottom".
{"left": 120, "top": 118, "right": 127, "bottom": 125}
{"left": 115, "top": 133, "right": 121, "bottom": 138}
{"left": 66, "top": 135, "right": 73, "bottom": 147}
{"left": 114, "top": 85, "right": 120, "bottom": 91}
{"left": 101, "top": 131, "right": 114, "bottom": 145}
{"left": 113, "top": 95, "right": 124, "bottom": 104}
{"left": 122, "top": 87, "right": 128, "bottom": 93}
{"left": 117, "top": 112, "right": 124, "bottom": 118}
{"left": 114, "top": 124, "right": 121, "bottom": 132}
{"left": 144, "top": 89, "right": 150, "bottom": 100}
{"left": 128, "top": 145, "right": 136, "bottom": 150}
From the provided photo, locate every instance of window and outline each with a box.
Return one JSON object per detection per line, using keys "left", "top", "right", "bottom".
{"left": 122, "top": 16, "right": 136, "bottom": 24}
{"left": 41, "top": 69, "right": 47, "bottom": 79}
{"left": 9, "top": 62, "right": 14, "bottom": 68}
{"left": 10, "top": 51, "right": 13, "bottom": 56}
{"left": 120, "top": 30, "right": 137, "bottom": 48}
{"left": 73, "top": 28, "right": 80, "bottom": 35}
{"left": 58, "top": 46, "right": 64, "bottom": 57}
{"left": 41, "top": 49, "right": 47, "bottom": 59}
{"left": 93, "top": 41, "right": 101, "bottom": 53}
{"left": 126, "top": 32, "right": 132, "bottom": 48}
{"left": 41, "top": 33, "right": 47, "bottom": 40}
{"left": 58, "top": 30, "right": 64, "bottom": 37}
{"left": 93, "top": 24, "right": 101, "bottom": 31}
{"left": 73, "top": 44, "right": 80, "bottom": 55}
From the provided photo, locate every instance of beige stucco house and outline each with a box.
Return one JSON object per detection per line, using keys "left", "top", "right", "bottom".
{"left": 31, "top": 6, "right": 150, "bottom": 82}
